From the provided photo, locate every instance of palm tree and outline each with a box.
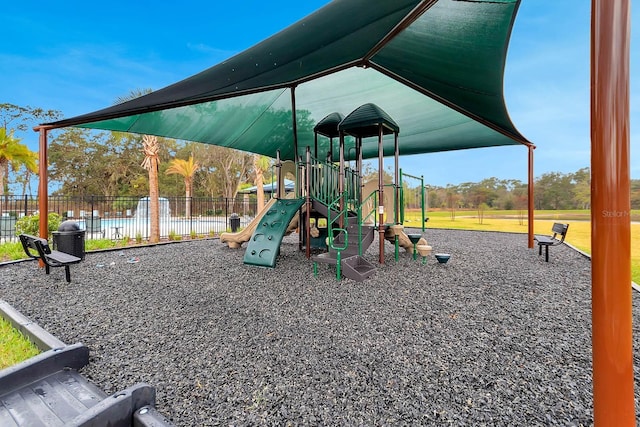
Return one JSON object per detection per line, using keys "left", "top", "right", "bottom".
{"left": 166, "top": 156, "right": 200, "bottom": 218}
{"left": 0, "top": 128, "right": 37, "bottom": 196}
{"left": 114, "top": 89, "right": 161, "bottom": 243}
{"left": 253, "top": 155, "right": 271, "bottom": 209}
{"left": 141, "top": 134, "right": 160, "bottom": 242}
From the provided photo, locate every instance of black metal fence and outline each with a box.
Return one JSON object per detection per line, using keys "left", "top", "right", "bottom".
{"left": 0, "top": 195, "right": 258, "bottom": 242}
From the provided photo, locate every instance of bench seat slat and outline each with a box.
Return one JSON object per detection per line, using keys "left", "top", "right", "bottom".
{"left": 47, "top": 251, "right": 81, "bottom": 265}
{"left": 534, "top": 235, "right": 556, "bottom": 245}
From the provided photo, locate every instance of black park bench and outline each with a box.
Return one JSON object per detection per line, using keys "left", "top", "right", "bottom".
{"left": 534, "top": 223, "right": 569, "bottom": 262}
{"left": 19, "top": 234, "right": 82, "bottom": 283}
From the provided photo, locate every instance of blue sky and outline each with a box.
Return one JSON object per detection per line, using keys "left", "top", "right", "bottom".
{"left": 2, "top": 1, "right": 637, "bottom": 188}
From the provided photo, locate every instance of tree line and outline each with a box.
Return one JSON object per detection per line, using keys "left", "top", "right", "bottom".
{"left": 2, "top": 102, "right": 640, "bottom": 211}
{"left": 45, "top": 127, "right": 260, "bottom": 199}
{"left": 422, "top": 167, "right": 609, "bottom": 212}
{"left": 0, "top": 102, "right": 264, "bottom": 200}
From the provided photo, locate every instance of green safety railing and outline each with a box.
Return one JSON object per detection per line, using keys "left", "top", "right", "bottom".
{"left": 326, "top": 191, "right": 350, "bottom": 278}
{"left": 360, "top": 190, "right": 378, "bottom": 227}
{"left": 383, "top": 183, "right": 401, "bottom": 225}
{"left": 399, "top": 169, "right": 426, "bottom": 232}
{"left": 327, "top": 226, "right": 348, "bottom": 280}
{"left": 307, "top": 156, "right": 360, "bottom": 211}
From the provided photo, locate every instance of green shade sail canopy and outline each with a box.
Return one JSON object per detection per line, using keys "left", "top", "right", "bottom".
{"left": 47, "top": 0, "right": 530, "bottom": 161}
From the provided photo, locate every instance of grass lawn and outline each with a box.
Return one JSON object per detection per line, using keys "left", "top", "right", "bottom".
{"left": 0, "top": 316, "right": 40, "bottom": 370}
{"left": 404, "top": 209, "right": 640, "bottom": 284}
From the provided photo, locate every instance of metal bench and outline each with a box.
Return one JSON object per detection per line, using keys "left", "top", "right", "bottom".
{"left": 19, "top": 234, "right": 82, "bottom": 283}
{"left": 534, "top": 223, "right": 569, "bottom": 262}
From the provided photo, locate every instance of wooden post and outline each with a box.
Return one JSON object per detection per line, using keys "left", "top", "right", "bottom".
{"left": 590, "top": 0, "right": 634, "bottom": 424}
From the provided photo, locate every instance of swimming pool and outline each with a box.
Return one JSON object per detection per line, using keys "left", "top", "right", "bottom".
{"left": 78, "top": 216, "right": 242, "bottom": 240}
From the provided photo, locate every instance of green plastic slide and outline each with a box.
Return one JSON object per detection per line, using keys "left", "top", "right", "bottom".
{"left": 243, "top": 198, "right": 305, "bottom": 268}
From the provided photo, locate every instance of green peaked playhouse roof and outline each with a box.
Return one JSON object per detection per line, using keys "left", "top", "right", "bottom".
{"left": 339, "top": 103, "right": 400, "bottom": 137}
{"left": 314, "top": 113, "right": 345, "bottom": 139}
{"left": 46, "top": 0, "right": 530, "bottom": 161}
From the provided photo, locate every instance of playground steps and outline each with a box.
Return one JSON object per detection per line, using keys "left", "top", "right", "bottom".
{"left": 310, "top": 199, "right": 375, "bottom": 253}
{"left": 342, "top": 255, "right": 376, "bottom": 281}
{"left": 333, "top": 222, "right": 375, "bottom": 257}
{"left": 312, "top": 253, "right": 376, "bottom": 282}
{"left": 312, "top": 252, "right": 338, "bottom": 266}
{"left": 0, "top": 344, "right": 174, "bottom": 427}
{"left": 311, "top": 217, "right": 377, "bottom": 281}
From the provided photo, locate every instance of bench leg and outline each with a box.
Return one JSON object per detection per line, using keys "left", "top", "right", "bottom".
{"left": 64, "top": 266, "right": 71, "bottom": 283}
{"left": 45, "top": 265, "right": 51, "bottom": 275}
{"left": 538, "top": 244, "right": 542, "bottom": 256}
{"left": 545, "top": 246, "right": 549, "bottom": 262}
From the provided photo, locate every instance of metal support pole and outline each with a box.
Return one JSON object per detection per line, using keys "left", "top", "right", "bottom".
{"left": 356, "top": 137, "right": 364, "bottom": 257}
{"left": 314, "top": 133, "right": 318, "bottom": 159}
{"left": 395, "top": 236, "right": 399, "bottom": 262}
{"left": 378, "top": 125, "right": 385, "bottom": 264}
{"left": 339, "top": 133, "right": 345, "bottom": 228}
{"left": 305, "top": 147, "right": 311, "bottom": 259}
{"left": 355, "top": 138, "right": 361, "bottom": 177}
{"left": 399, "top": 168, "right": 404, "bottom": 224}
{"left": 527, "top": 146, "right": 534, "bottom": 248}
{"left": 394, "top": 132, "right": 399, "bottom": 225}
{"left": 420, "top": 175, "right": 425, "bottom": 232}
{"left": 591, "top": 1, "right": 634, "bottom": 424}
{"left": 339, "top": 135, "right": 345, "bottom": 196}
{"left": 36, "top": 127, "right": 49, "bottom": 239}
{"left": 352, "top": 138, "right": 362, "bottom": 211}
{"left": 357, "top": 137, "right": 363, "bottom": 205}
{"left": 290, "top": 86, "right": 299, "bottom": 163}
{"left": 275, "top": 150, "right": 282, "bottom": 199}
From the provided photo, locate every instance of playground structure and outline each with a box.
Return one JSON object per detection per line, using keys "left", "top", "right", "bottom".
{"left": 220, "top": 103, "right": 431, "bottom": 281}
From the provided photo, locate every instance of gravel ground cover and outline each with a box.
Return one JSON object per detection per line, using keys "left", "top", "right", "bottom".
{"left": 1, "top": 228, "right": 638, "bottom": 426}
